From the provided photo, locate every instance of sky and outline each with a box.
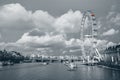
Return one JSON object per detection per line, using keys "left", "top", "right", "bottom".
{"left": 0, "top": 0, "right": 120, "bottom": 56}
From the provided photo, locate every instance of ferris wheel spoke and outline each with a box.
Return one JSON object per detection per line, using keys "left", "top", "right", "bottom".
{"left": 80, "top": 11, "right": 102, "bottom": 63}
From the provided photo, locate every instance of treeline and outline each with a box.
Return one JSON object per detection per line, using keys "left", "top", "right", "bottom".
{"left": 0, "top": 49, "right": 24, "bottom": 63}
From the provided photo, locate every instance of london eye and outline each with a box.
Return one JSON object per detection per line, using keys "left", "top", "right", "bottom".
{"left": 80, "top": 10, "right": 102, "bottom": 63}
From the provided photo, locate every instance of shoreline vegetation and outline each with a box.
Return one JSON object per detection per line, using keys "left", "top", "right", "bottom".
{"left": 0, "top": 50, "right": 24, "bottom": 66}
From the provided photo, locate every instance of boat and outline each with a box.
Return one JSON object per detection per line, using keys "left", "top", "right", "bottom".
{"left": 42, "top": 62, "right": 49, "bottom": 65}
{"left": 66, "top": 62, "right": 77, "bottom": 71}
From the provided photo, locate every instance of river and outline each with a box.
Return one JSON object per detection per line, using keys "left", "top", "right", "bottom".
{"left": 0, "top": 63, "right": 120, "bottom": 80}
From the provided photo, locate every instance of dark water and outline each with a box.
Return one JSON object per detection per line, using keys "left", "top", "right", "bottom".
{"left": 0, "top": 63, "right": 120, "bottom": 80}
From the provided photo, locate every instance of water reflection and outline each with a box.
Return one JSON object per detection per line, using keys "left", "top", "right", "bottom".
{"left": 0, "top": 63, "right": 120, "bottom": 80}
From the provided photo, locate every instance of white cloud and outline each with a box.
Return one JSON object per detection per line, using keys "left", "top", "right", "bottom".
{"left": 106, "top": 5, "right": 120, "bottom": 26}
{"left": 54, "top": 10, "right": 82, "bottom": 33}
{"left": 65, "top": 38, "right": 81, "bottom": 47}
{"left": 0, "top": 35, "right": 115, "bottom": 55}
{"left": 15, "top": 28, "right": 115, "bottom": 55}
{"left": 0, "top": 3, "right": 92, "bottom": 42}
{"left": 17, "top": 31, "right": 66, "bottom": 49}
{"left": 97, "top": 5, "right": 120, "bottom": 44}
{"left": 0, "top": 3, "right": 83, "bottom": 33}
{"left": 111, "top": 14, "right": 120, "bottom": 26}
{"left": 0, "top": 3, "right": 119, "bottom": 55}
{"left": 0, "top": 3, "right": 32, "bottom": 28}
{"left": 102, "top": 28, "right": 119, "bottom": 36}
{"left": 96, "top": 39, "right": 108, "bottom": 50}
{"left": 32, "top": 10, "right": 55, "bottom": 32}
{"left": 69, "top": 49, "right": 81, "bottom": 53}
{"left": 107, "top": 42, "right": 116, "bottom": 48}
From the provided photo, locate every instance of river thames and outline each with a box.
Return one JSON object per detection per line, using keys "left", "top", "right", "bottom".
{"left": 0, "top": 63, "right": 120, "bottom": 80}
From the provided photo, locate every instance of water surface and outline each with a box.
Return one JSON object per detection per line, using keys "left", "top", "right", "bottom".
{"left": 0, "top": 63, "right": 120, "bottom": 80}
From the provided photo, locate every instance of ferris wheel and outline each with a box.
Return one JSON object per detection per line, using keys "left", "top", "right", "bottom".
{"left": 80, "top": 10, "right": 102, "bottom": 62}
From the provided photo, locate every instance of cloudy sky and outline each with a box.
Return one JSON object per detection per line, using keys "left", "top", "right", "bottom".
{"left": 0, "top": 0, "right": 120, "bottom": 55}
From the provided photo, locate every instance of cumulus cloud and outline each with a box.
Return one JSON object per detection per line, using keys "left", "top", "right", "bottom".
{"left": 102, "top": 28, "right": 119, "bottom": 36}
{"left": 0, "top": 3, "right": 83, "bottom": 55}
{"left": 0, "top": 3, "right": 34, "bottom": 42}
{"left": 54, "top": 10, "right": 82, "bottom": 33}
{"left": 110, "top": 14, "right": 120, "bottom": 26}
{"left": 17, "top": 31, "right": 66, "bottom": 49}
{"left": 0, "top": 28, "right": 113, "bottom": 55}
{"left": 0, "top": 3, "right": 32, "bottom": 29}
{"left": 107, "top": 42, "right": 116, "bottom": 48}
{"left": 0, "top": 3, "right": 118, "bottom": 56}
{"left": 0, "top": 35, "right": 114, "bottom": 55}
{"left": 65, "top": 38, "right": 81, "bottom": 47}
{"left": 106, "top": 5, "right": 120, "bottom": 26}
{"left": 0, "top": 3, "right": 84, "bottom": 42}
{"left": 32, "top": 10, "right": 55, "bottom": 32}
{"left": 69, "top": 49, "right": 81, "bottom": 53}
{"left": 0, "top": 3, "right": 83, "bottom": 33}
{"left": 98, "top": 5, "right": 120, "bottom": 44}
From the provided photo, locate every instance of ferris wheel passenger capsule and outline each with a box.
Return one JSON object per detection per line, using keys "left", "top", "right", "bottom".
{"left": 91, "top": 13, "right": 95, "bottom": 16}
